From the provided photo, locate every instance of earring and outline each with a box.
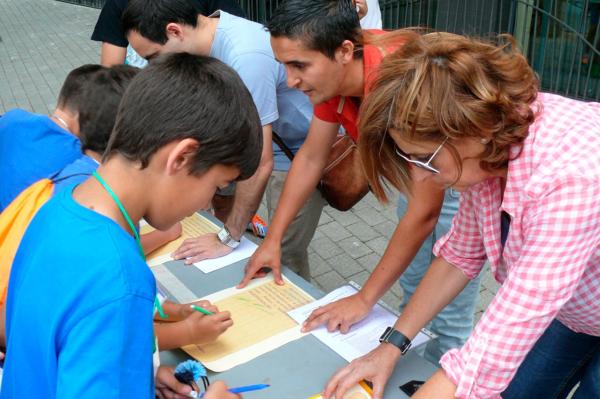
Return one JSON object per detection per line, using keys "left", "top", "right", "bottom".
{"left": 480, "top": 138, "right": 491, "bottom": 144}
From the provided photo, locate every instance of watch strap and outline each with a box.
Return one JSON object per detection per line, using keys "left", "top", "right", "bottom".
{"left": 379, "top": 326, "right": 412, "bottom": 355}
{"left": 217, "top": 226, "right": 240, "bottom": 249}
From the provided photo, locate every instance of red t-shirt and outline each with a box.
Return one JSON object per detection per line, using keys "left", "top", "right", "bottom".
{"left": 313, "top": 30, "right": 394, "bottom": 141}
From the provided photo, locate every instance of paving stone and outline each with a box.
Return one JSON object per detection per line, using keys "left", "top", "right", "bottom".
{"left": 365, "top": 236, "right": 390, "bottom": 256}
{"left": 354, "top": 205, "right": 389, "bottom": 227}
{"left": 318, "top": 211, "right": 333, "bottom": 226}
{"left": 356, "top": 252, "right": 381, "bottom": 273}
{"left": 347, "top": 270, "right": 370, "bottom": 287}
{"left": 338, "top": 236, "right": 373, "bottom": 259}
{"left": 323, "top": 208, "right": 361, "bottom": 227}
{"left": 381, "top": 291, "right": 402, "bottom": 310}
{"left": 308, "top": 252, "right": 332, "bottom": 278}
{"left": 327, "top": 253, "right": 364, "bottom": 279}
{"left": 319, "top": 221, "right": 352, "bottom": 241}
{"left": 372, "top": 220, "right": 397, "bottom": 238}
{"left": 345, "top": 221, "right": 380, "bottom": 242}
{"left": 309, "top": 235, "right": 344, "bottom": 260}
{"left": 314, "top": 270, "right": 346, "bottom": 293}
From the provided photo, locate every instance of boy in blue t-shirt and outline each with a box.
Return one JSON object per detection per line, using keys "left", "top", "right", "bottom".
{"left": 0, "top": 65, "right": 104, "bottom": 212}
{"left": 1, "top": 53, "right": 262, "bottom": 399}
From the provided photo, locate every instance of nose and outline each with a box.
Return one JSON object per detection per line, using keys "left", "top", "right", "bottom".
{"left": 286, "top": 69, "right": 301, "bottom": 89}
{"left": 410, "top": 166, "right": 431, "bottom": 182}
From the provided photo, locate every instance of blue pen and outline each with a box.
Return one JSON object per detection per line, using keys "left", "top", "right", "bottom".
{"left": 199, "top": 384, "right": 270, "bottom": 398}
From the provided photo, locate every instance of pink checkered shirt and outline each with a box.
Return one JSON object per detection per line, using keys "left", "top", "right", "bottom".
{"left": 434, "top": 93, "right": 600, "bottom": 398}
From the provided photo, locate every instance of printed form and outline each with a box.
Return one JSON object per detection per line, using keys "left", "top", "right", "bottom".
{"left": 287, "top": 285, "right": 434, "bottom": 363}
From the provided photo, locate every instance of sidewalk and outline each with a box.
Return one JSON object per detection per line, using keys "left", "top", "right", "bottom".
{"left": 0, "top": 0, "right": 499, "bottom": 322}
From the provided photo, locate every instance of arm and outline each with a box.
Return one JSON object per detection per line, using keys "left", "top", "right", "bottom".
{"left": 238, "top": 117, "right": 340, "bottom": 287}
{"left": 140, "top": 222, "right": 182, "bottom": 255}
{"left": 323, "top": 257, "right": 470, "bottom": 399}
{"left": 303, "top": 180, "right": 444, "bottom": 332}
{"left": 432, "top": 179, "right": 600, "bottom": 398}
{"left": 171, "top": 124, "right": 273, "bottom": 264}
{"left": 225, "top": 123, "right": 274, "bottom": 239}
{"left": 100, "top": 42, "right": 126, "bottom": 66}
{"left": 155, "top": 310, "right": 233, "bottom": 350}
{"left": 323, "top": 189, "right": 488, "bottom": 399}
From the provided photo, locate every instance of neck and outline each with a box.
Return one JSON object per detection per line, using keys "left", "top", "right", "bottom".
{"left": 51, "top": 108, "right": 78, "bottom": 136}
{"left": 72, "top": 156, "right": 150, "bottom": 236}
{"left": 194, "top": 15, "right": 219, "bottom": 55}
{"left": 84, "top": 150, "right": 102, "bottom": 164}
{"left": 339, "top": 57, "right": 365, "bottom": 98}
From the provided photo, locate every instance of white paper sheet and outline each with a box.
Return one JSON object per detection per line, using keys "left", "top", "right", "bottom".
{"left": 193, "top": 237, "right": 257, "bottom": 273}
{"left": 287, "top": 285, "right": 434, "bottom": 363}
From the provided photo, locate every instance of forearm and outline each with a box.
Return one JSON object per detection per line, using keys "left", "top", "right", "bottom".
{"left": 224, "top": 162, "right": 272, "bottom": 239}
{"left": 100, "top": 42, "right": 126, "bottom": 66}
{"left": 393, "top": 257, "right": 470, "bottom": 339}
{"left": 361, "top": 210, "right": 439, "bottom": 305}
{"left": 266, "top": 150, "right": 327, "bottom": 243}
{"left": 155, "top": 321, "right": 188, "bottom": 351}
{"left": 362, "top": 183, "right": 444, "bottom": 305}
{"left": 140, "top": 230, "right": 172, "bottom": 255}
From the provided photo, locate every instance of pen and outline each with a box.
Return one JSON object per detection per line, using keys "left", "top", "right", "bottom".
{"left": 198, "top": 384, "right": 270, "bottom": 398}
{"left": 190, "top": 304, "right": 215, "bottom": 316}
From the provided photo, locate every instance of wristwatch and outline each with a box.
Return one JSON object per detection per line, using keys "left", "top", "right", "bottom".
{"left": 379, "top": 327, "right": 412, "bottom": 355}
{"left": 217, "top": 226, "right": 240, "bottom": 249}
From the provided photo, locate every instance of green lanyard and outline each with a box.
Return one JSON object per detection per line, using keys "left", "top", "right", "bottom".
{"left": 92, "top": 171, "right": 167, "bottom": 320}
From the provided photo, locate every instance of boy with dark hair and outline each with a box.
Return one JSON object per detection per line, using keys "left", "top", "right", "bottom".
{"left": 0, "top": 64, "right": 103, "bottom": 212}
{"left": 91, "top": 0, "right": 246, "bottom": 66}
{"left": 240, "top": 0, "right": 481, "bottom": 379}
{"left": 122, "top": 0, "right": 321, "bottom": 281}
{"left": 0, "top": 53, "right": 262, "bottom": 398}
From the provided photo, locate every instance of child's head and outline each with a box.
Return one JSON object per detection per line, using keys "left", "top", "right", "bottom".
{"left": 105, "top": 52, "right": 262, "bottom": 227}
{"left": 56, "top": 64, "right": 106, "bottom": 115}
{"left": 78, "top": 65, "right": 139, "bottom": 156}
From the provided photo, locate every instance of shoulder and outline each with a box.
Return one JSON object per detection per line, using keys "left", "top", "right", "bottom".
{"left": 215, "top": 13, "right": 273, "bottom": 61}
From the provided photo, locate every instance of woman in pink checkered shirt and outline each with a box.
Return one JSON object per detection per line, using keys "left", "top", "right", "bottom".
{"left": 322, "top": 31, "right": 600, "bottom": 399}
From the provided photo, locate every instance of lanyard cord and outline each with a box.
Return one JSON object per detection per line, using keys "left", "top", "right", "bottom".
{"left": 92, "top": 171, "right": 167, "bottom": 320}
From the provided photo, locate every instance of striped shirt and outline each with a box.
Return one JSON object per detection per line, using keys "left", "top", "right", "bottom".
{"left": 434, "top": 92, "right": 600, "bottom": 398}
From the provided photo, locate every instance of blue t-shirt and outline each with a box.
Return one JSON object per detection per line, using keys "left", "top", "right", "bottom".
{"left": 52, "top": 154, "right": 99, "bottom": 194}
{"left": 1, "top": 189, "right": 156, "bottom": 399}
{"left": 0, "top": 109, "right": 81, "bottom": 211}
{"left": 209, "top": 11, "right": 313, "bottom": 171}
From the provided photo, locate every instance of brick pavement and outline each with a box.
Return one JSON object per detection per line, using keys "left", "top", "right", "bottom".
{"left": 0, "top": 0, "right": 499, "bottom": 323}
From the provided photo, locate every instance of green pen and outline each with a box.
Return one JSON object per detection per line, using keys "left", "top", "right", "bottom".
{"left": 190, "top": 304, "right": 215, "bottom": 315}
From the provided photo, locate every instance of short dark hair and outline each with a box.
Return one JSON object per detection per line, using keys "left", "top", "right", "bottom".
{"left": 122, "top": 0, "right": 198, "bottom": 44}
{"left": 266, "top": 0, "right": 362, "bottom": 59}
{"left": 57, "top": 64, "right": 105, "bottom": 112}
{"left": 105, "top": 53, "right": 262, "bottom": 180}
{"left": 78, "top": 65, "right": 139, "bottom": 154}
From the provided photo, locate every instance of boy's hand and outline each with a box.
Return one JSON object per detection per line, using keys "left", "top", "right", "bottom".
{"left": 238, "top": 238, "right": 283, "bottom": 288}
{"left": 204, "top": 381, "right": 241, "bottom": 399}
{"left": 155, "top": 365, "right": 193, "bottom": 399}
{"left": 183, "top": 310, "right": 233, "bottom": 345}
{"left": 172, "top": 233, "right": 233, "bottom": 265}
{"left": 162, "top": 300, "right": 218, "bottom": 322}
{"left": 302, "top": 292, "right": 372, "bottom": 333}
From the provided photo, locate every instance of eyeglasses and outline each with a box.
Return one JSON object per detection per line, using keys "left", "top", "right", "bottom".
{"left": 383, "top": 96, "right": 448, "bottom": 175}
{"left": 394, "top": 136, "right": 448, "bottom": 174}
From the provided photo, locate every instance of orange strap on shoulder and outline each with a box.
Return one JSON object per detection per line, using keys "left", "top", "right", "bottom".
{"left": 0, "top": 179, "right": 53, "bottom": 305}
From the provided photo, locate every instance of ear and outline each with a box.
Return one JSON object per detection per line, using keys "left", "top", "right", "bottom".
{"left": 335, "top": 40, "right": 356, "bottom": 64}
{"left": 165, "top": 22, "right": 185, "bottom": 41}
{"left": 165, "top": 138, "right": 199, "bottom": 176}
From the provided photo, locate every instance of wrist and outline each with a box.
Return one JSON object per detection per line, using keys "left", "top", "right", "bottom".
{"left": 218, "top": 226, "right": 240, "bottom": 249}
{"left": 357, "top": 285, "right": 379, "bottom": 308}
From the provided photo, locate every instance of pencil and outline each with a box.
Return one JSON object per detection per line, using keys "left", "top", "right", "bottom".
{"left": 190, "top": 304, "right": 215, "bottom": 316}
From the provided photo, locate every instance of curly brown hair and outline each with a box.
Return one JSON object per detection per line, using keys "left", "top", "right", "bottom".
{"left": 359, "top": 30, "right": 539, "bottom": 202}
